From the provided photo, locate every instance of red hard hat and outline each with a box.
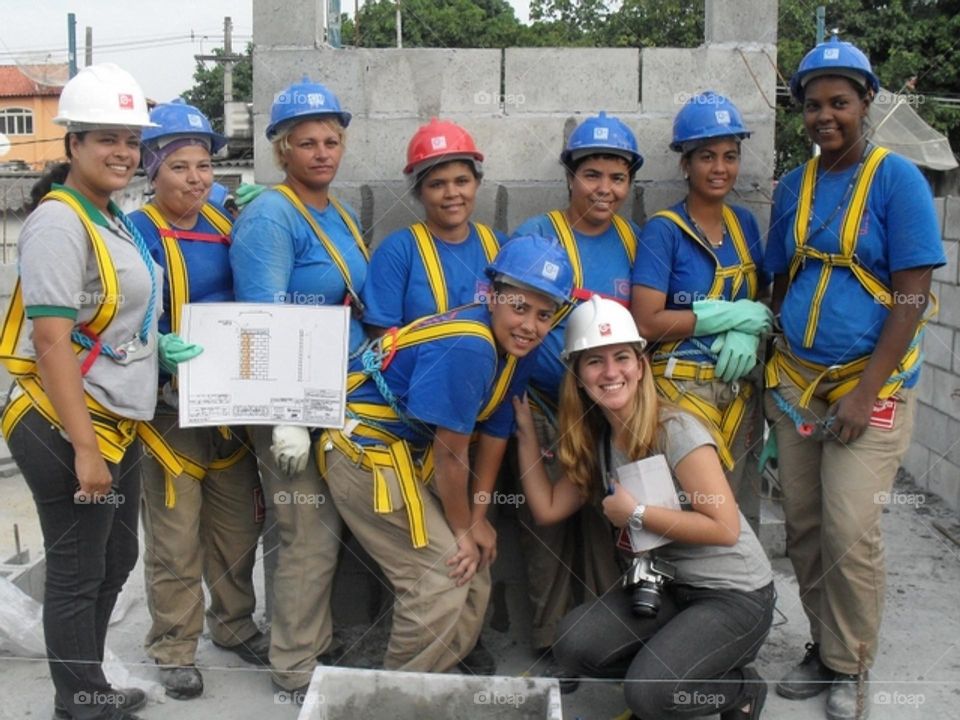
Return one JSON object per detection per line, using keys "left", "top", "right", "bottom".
{"left": 403, "top": 117, "right": 484, "bottom": 176}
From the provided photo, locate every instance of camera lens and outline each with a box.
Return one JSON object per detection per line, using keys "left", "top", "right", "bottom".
{"left": 632, "top": 583, "right": 661, "bottom": 617}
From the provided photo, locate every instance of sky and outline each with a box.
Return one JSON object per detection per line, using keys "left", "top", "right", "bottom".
{"left": 0, "top": 0, "right": 532, "bottom": 101}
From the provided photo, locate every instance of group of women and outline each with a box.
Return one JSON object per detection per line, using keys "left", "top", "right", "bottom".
{"left": 2, "top": 32, "right": 944, "bottom": 720}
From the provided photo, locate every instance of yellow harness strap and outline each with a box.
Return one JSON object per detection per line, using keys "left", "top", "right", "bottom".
{"left": 647, "top": 207, "right": 759, "bottom": 470}
{"left": 409, "top": 222, "right": 500, "bottom": 315}
{"left": 274, "top": 185, "right": 369, "bottom": 299}
{"left": 324, "top": 311, "right": 512, "bottom": 548}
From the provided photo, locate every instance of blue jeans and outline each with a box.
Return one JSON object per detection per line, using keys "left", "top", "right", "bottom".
{"left": 8, "top": 406, "right": 141, "bottom": 720}
{"left": 554, "top": 580, "right": 775, "bottom": 718}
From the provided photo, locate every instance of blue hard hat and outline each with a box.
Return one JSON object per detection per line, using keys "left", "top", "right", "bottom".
{"left": 561, "top": 111, "right": 643, "bottom": 171}
{"left": 485, "top": 235, "right": 574, "bottom": 306}
{"left": 141, "top": 98, "right": 226, "bottom": 153}
{"left": 266, "top": 77, "right": 351, "bottom": 140}
{"left": 670, "top": 91, "right": 751, "bottom": 152}
{"left": 790, "top": 34, "right": 880, "bottom": 101}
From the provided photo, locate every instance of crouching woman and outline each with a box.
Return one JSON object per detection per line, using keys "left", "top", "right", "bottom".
{"left": 514, "top": 296, "right": 774, "bottom": 720}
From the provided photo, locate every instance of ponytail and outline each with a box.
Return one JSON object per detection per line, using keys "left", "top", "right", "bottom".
{"left": 26, "top": 133, "right": 83, "bottom": 212}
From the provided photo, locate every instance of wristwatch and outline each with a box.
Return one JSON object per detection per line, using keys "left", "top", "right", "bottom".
{"left": 628, "top": 504, "right": 647, "bottom": 531}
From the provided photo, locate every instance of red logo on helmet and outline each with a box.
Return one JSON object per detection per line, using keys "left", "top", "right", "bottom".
{"left": 118, "top": 93, "right": 134, "bottom": 109}
{"left": 599, "top": 323, "right": 612, "bottom": 336}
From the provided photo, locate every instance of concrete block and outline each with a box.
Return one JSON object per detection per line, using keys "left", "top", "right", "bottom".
{"left": 955, "top": 331, "right": 960, "bottom": 374}
{"left": 917, "top": 369, "right": 935, "bottom": 406}
{"left": 333, "top": 117, "right": 423, "bottom": 183}
{"left": 913, "top": 404, "right": 954, "bottom": 457}
{"left": 253, "top": 0, "right": 320, "bottom": 48}
{"left": 933, "top": 239, "right": 958, "bottom": 284}
{"left": 504, "top": 48, "right": 639, "bottom": 113}
{"left": 634, "top": 115, "right": 683, "bottom": 183}
{"left": 936, "top": 281, "right": 960, "bottom": 328}
{"left": 635, "top": 181, "right": 689, "bottom": 223}
{"left": 944, "top": 196, "right": 960, "bottom": 241}
{"left": 922, "top": 323, "right": 955, "bottom": 371}
{"left": 933, "top": 196, "right": 946, "bottom": 235}
{"left": 738, "top": 118, "right": 777, "bottom": 187}
{"left": 923, "top": 454, "right": 960, "bottom": 513}
{"left": 641, "top": 47, "right": 776, "bottom": 116}
{"left": 757, "top": 497, "right": 786, "bottom": 558}
{"left": 473, "top": 115, "right": 572, "bottom": 182}
{"left": 705, "top": 0, "right": 778, "bottom": 45}
{"left": 0, "top": 552, "right": 45, "bottom": 603}
{"left": 902, "top": 442, "right": 929, "bottom": 490}
{"left": 930, "top": 367, "right": 960, "bottom": 420}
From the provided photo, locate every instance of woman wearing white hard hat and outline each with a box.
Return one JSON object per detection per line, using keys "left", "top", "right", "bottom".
{"left": 631, "top": 91, "right": 770, "bottom": 522}
{"left": 229, "top": 77, "right": 365, "bottom": 698}
{"left": 514, "top": 296, "right": 774, "bottom": 720}
{"left": 765, "top": 36, "right": 945, "bottom": 720}
{"left": 128, "top": 100, "right": 266, "bottom": 700}
{"left": 1, "top": 63, "right": 199, "bottom": 720}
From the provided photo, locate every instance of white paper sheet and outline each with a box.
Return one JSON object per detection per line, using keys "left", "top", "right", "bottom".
{"left": 177, "top": 302, "right": 349, "bottom": 428}
{"left": 615, "top": 454, "right": 681, "bottom": 553}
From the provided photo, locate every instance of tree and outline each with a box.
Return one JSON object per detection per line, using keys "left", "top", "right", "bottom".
{"left": 181, "top": 43, "right": 253, "bottom": 134}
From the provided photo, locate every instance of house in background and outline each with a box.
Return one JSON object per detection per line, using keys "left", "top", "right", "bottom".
{"left": 0, "top": 64, "right": 68, "bottom": 171}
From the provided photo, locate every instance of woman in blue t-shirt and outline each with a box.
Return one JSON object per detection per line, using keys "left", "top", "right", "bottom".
{"left": 631, "top": 91, "right": 771, "bottom": 518}
{"left": 362, "top": 118, "right": 506, "bottom": 334}
{"left": 765, "top": 36, "right": 946, "bottom": 720}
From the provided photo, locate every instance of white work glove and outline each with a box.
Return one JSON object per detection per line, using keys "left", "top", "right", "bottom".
{"left": 270, "top": 425, "right": 312, "bottom": 477}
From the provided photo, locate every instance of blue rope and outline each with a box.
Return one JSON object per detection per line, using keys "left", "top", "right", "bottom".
{"left": 358, "top": 344, "right": 432, "bottom": 442}
{"left": 652, "top": 336, "right": 718, "bottom": 363}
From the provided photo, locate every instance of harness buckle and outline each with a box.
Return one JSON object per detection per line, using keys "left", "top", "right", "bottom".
{"left": 694, "top": 362, "right": 714, "bottom": 385}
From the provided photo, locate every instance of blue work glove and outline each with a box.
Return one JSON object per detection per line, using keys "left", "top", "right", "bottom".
{"left": 693, "top": 299, "right": 773, "bottom": 336}
{"left": 234, "top": 182, "right": 267, "bottom": 208}
{"left": 710, "top": 329, "right": 759, "bottom": 383}
{"left": 757, "top": 432, "right": 778, "bottom": 473}
{"left": 158, "top": 333, "right": 203, "bottom": 375}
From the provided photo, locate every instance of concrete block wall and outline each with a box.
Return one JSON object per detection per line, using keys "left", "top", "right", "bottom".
{"left": 252, "top": 0, "right": 779, "bottom": 246}
{"left": 907, "top": 195, "right": 960, "bottom": 511}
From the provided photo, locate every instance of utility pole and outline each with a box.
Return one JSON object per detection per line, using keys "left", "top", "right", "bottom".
{"left": 195, "top": 16, "right": 242, "bottom": 104}
{"left": 67, "top": 13, "right": 77, "bottom": 77}
{"left": 396, "top": 1, "right": 402, "bottom": 48}
{"left": 85, "top": 26, "right": 93, "bottom": 66}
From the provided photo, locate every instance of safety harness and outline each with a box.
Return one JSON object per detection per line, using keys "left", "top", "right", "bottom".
{"left": 319, "top": 308, "right": 516, "bottom": 548}
{"left": 139, "top": 202, "right": 249, "bottom": 507}
{"left": 648, "top": 206, "right": 759, "bottom": 469}
{"left": 409, "top": 222, "right": 500, "bottom": 314}
{"left": 766, "top": 146, "right": 935, "bottom": 428}
{"left": 0, "top": 190, "right": 184, "bottom": 478}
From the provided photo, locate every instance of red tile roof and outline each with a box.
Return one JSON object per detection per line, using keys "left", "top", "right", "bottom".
{"left": 0, "top": 64, "right": 68, "bottom": 98}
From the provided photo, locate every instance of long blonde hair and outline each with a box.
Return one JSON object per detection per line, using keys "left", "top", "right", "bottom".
{"left": 556, "top": 349, "right": 663, "bottom": 500}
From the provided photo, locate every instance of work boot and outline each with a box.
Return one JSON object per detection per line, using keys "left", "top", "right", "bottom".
{"left": 53, "top": 687, "right": 147, "bottom": 719}
{"left": 160, "top": 665, "right": 204, "bottom": 700}
{"left": 776, "top": 642, "right": 835, "bottom": 700}
{"left": 272, "top": 680, "right": 310, "bottom": 706}
{"left": 720, "top": 666, "right": 768, "bottom": 720}
{"left": 213, "top": 629, "right": 271, "bottom": 666}
{"left": 457, "top": 638, "right": 496, "bottom": 675}
{"left": 826, "top": 673, "right": 870, "bottom": 720}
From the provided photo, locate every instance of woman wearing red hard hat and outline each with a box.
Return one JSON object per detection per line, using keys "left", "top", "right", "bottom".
{"left": 1, "top": 63, "right": 197, "bottom": 720}
{"left": 766, "top": 35, "right": 945, "bottom": 720}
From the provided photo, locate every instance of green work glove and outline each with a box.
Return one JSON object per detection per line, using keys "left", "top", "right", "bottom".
{"left": 692, "top": 299, "right": 773, "bottom": 336}
{"left": 757, "top": 431, "right": 778, "bottom": 473}
{"left": 710, "top": 329, "right": 759, "bottom": 383}
{"left": 235, "top": 182, "right": 267, "bottom": 208}
{"left": 158, "top": 333, "right": 203, "bottom": 375}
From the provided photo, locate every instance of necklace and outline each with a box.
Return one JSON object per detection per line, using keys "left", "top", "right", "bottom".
{"left": 802, "top": 145, "right": 869, "bottom": 245}
{"left": 684, "top": 201, "right": 725, "bottom": 249}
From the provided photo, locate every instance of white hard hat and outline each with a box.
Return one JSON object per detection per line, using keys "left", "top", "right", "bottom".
{"left": 54, "top": 63, "right": 157, "bottom": 130}
{"left": 562, "top": 295, "right": 647, "bottom": 361}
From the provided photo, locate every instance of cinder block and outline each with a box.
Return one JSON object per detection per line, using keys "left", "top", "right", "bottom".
{"left": 641, "top": 47, "right": 776, "bottom": 116}
{"left": 635, "top": 181, "right": 689, "bottom": 223}
{"left": 633, "top": 115, "right": 683, "bottom": 183}
{"left": 253, "top": 0, "right": 320, "bottom": 48}
{"left": 933, "top": 239, "right": 958, "bottom": 284}
{"left": 947, "top": 415, "right": 960, "bottom": 468}
{"left": 917, "top": 368, "right": 935, "bottom": 406}
{"left": 913, "top": 404, "right": 954, "bottom": 456}
{"left": 504, "top": 48, "right": 639, "bottom": 113}
{"left": 332, "top": 116, "right": 423, "bottom": 183}
{"left": 935, "top": 282, "right": 960, "bottom": 328}
{"left": 944, "top": 196, "right": 960, "bottom": 241}
{"left": 954, "top": 331, "right": 960, "bottom": 374}
{"left": 922, "top": 323, "right": 955, "bottom": 371}
{"left": 934, "top": 196, "right": 946, "bottom": 235}
{"left": 930, "top": 367, "right": 960, "bottom": 420}
{"left": 738, "top": 118, "right": 777, "bottom": 186}
{"left": 923, "top": 453, "right": 960, "bottom": 513}
{"left": 472, "top": 115, "right": 571, "bottom": 183}
{"left": 902, "top": 442, "right": 929, "bottom": 490}
{"left": 705, "top": 0, "right": 779, "bottom": 45}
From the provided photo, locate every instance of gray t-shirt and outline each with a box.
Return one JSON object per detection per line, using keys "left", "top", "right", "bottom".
{"left": 18, "top": 198, "right": 162, "bottom": 420}
{"left": 611, "top": 409, "right": 773, "bottom": 592}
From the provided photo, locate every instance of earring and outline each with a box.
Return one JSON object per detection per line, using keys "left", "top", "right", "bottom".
{"left": 684, "top": 172, "right": 689, "bottom": 180}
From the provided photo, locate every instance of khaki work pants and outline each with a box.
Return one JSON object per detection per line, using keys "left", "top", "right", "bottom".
{"left": 519, "top": 411, "right": 624, "bottom": 650}
{"left": 249, "top": 425, "right": 343, "bottom": 690}
{"left": 141, "top": 411, "right": 263, "bottom": 666}
{"left": 324, "top": 449, "right": 491, "bottom": 672}
{"left": 765, "top": 368, "right": 916, "bottom": 674}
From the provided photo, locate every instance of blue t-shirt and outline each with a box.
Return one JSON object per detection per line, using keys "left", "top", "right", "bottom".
{"left": 632, "top": 202, "right": 768, "bottom": 362}
{"left": 348, "top": 304, "right": 536, "bottom": 445}
{"left": 362, "top": 223, "right": 507, "bottom": 328}
{"left": 511, "top": 213, "right": 639, "bottom": 400}
{"left": 766, "top": 151, "right": 945, "bottom": 382}
{"left": 129, "top": 205, "right": 234, "bottom": 336}
{"left": 230, "top": 188, "right": 368, "bottom": 353}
